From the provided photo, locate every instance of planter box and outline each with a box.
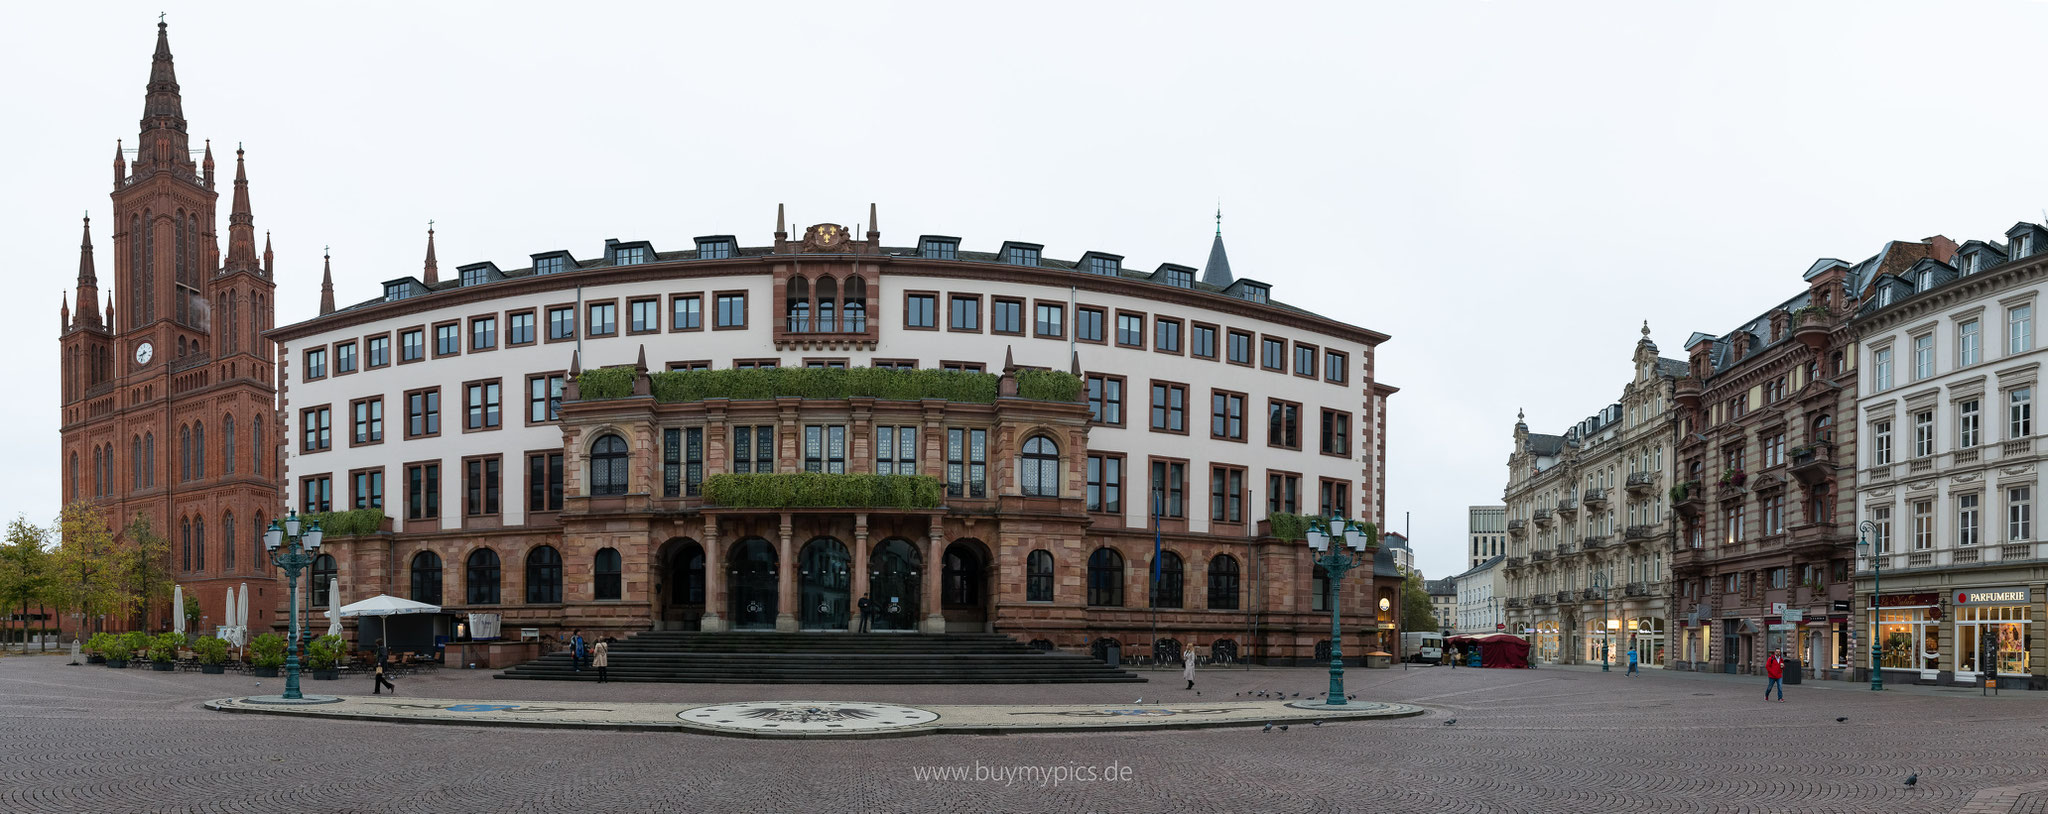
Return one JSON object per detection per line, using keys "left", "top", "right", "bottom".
{"left": 200, "top": 663, "right": 225, "bottom": 675}
{"left": 105, "top": 659, "right": 128, "bottom": 668}
{"left": 86, "top": 654, "right": 105, "bottom": 664}
{"left": 251, "top": 666, "right": 279, "bottom": 677}
{"left": 311, "top": 669, "right": 339, "bottom": 680}
{"left": 150, "top": 661, "right": 174, "bottom": 671}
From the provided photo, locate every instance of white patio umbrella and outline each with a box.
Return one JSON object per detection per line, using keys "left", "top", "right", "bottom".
{"left": 237, "top": 583, "right": 250, "bottom": 646}
{"left": 333, "top": 595, "right": 442, "bottom": 651}
{"left": 325, "top": 577, "right": 343, "bottom": 637}
{"left": 223, "top": 590, "right": 236, "bottom": 640}
{"left": 172, "top": 585, "right": 184, "bottom": 635}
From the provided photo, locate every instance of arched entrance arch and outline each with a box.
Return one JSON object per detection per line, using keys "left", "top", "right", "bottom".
{"left": 657, "top": 538, "right": 705, "bottom": 630}
{"left": 941, "top": 539, "right": 992, "bottom": 632}
{"left": 868, "top": 538, "right": 922, "bottom": 631}
{"left": 1536, "top": 620, "right": 1562, "bottom": 664}
{"left": 799, "top": 537, "right": 852, "bottom": 630}
{"left": 728, "top": 537, "right": 778, "bottom": 630}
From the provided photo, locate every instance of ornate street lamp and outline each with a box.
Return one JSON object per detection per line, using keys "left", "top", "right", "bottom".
{"left": 1304, "top": 515, "right": 1377, "bottom": 706}
{"left": 1592, "top": 571, "right": 1611, "bottom": 672}
{"left": 264, "top": 510, "right": 324, "bottom": 701}
{"left": 1855, "top": 519, "right": 1882, "bottom": 692}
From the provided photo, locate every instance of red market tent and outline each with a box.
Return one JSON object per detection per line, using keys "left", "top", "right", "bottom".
{"left": 1446, "top": 634, "right": 1532, "bottom": 669}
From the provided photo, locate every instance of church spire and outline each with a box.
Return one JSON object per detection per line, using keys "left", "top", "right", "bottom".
{"left": 262, "top": 231, "right": 273, "bottom": 276}
{"left": 74, "top": 214, "right": 101, "bottom": 328}
{"left": 223, "top": 146, "right": 259, "bottom": 272}
{"left": 60, "top": 293, "right": 69, "bottom": 333}
{"left": 201, "top": 139, "right": 214, "bottom": 188}
{"left": 136, "top": 19, "right": 190, "bottom": 171}
{"left": 422, "top": 223, "right": 439, "bottom": 285}
{"left": 318, "top": 248, "right": 336, "bottom": 316}
{"left": 1200, "top": 206, "right": 1235, "bottom": 288}
{"left": 112, "top": 140, "right": 125, "bottom": 187}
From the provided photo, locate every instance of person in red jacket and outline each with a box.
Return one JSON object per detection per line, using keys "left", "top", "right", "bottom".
{"left": 1764, "top": 649, "right": 1785, "bottom": 701}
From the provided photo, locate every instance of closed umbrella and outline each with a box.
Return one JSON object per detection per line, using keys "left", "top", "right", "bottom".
{"left": 237, "top": 583, "right": 250, "bottom": 646}
{"left": 223, "top": 590, "right": 236, "bottom": 641}
{"left": 325, "top": 577, "right": 342, "bottom": 638}
{"left": 172, "top": 585, "right": 184, "bottom": 635}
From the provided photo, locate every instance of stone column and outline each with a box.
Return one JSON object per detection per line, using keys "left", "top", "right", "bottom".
{"left": 850, "top": 513, "right": 870, "bottom": 632}
{"left": 776, "top": 512, "right": 798, "bottom": 632}
{"left": 922, "top": 517, "right": 947, "bottom": 633}
{"left": 700, "top": 516, "right": 725, "bottom": 632}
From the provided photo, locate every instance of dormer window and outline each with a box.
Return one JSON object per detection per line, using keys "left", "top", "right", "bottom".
{"left": 2018, "top": 234, "right": 2033, "bottom": 259}
{"left": 1005, "top": 246, "right": 1040, "bottom": 266}
{"left": 383, "top": 283, "right": 409, "bottom": 302}
{"left": 1087, "top": 257, "right": 1119, "bottom": 276}
{"left": 1915, "top": 270, "right": 1932, "bottom": 292}
{"left": 1163, "top": 268, "right": 1193, "bottom": 288}
{"left": 921, "top": 239, "right": 958, "bottom": 260}
{"left": 460, "top": 267, "right": 489, "bottom": 287}
{"left": 535, "top": 256, "right": 564, "bottom": 275}
{"left": 697, "top": 240, "right": 733, "bottom": 260}
{"left": 1967, "top": 253, "right": 1981, "bottom": 275}
{"left": 1238, "top": 283, "right": 1270, "bottom": 304}
{"left": 1879, "top": 286, "right": 1894, "bottom": 307}
{"left": 615, "top": 247, "right": 648, "bottom": 266}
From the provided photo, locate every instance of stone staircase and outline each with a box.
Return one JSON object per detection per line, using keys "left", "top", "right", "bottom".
{"left": 495, "top": 631, "right": 1145, "bottom": 684}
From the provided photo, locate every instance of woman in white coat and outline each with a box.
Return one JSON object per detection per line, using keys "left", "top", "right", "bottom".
{"left": 1182, "top": 644, "right": 1197, "bottom": 691}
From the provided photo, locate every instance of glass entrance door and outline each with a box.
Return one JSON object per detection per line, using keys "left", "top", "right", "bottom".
{"left": 799, "top": 538, "right": 851, "bottom": 630}
{"left": 728, "top": 538, "right": 779, "bottom": 630}
{"left": 868, "top": 538, "right": 922, "bottom": 631}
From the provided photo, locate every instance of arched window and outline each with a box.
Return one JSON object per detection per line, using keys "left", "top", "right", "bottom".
{"left": 192, "top": 422, "right": 204, "bottom": 479}
{"left": 131, "top": 436, "right": 141, "bottom": 488}
{"left": 1021, "top": 435, "right": 1060, "bottom": 497}
{"left": 816, "top": 276, "right": 838, "bottom": 332}
{"left": 410, "top": 551, "right": 443, "bottom": 605}
{"left": 309, "top": 554, "right": 336, "bottom": 607}
{"left": 223, "top": 415, "right": 236, "bottom": 475}
{"left": 1152, "top": 551, "right": 1183, "bottom": 609}
{"left": 594, "top": 548, "right": 622, "bottom": 600}
{"left": 251, "top": 419, "right": 263, "bottom": 476}
{"left": 180, "top": 517, "right": 192, "bottom": 571}
{"left": 222, "top": 513, "right": 235, "bottom": 571}
{"left": 91, "top": 448, "right": 101, "bottom": 498}
{"left": 466, "top": 549, "right": 500, "bottom": 605}
{"left": 942, "top": 544, "right": 980, "bottom": 607}
{"left": 1812, "top": 414, "right": 1833, "bottom": 444}
{"left": 252, "top": 511, "right": 265, "bottom": 572}
{"left": 842, "top": 276, "right": 868, "bottom": 332}
{"left": 179, "top": 425, "right": 191, "bottom": 481}
{"left": 1087, "top": 547, "right": 1124, "bottom": 607}
{"left": 1026, "top": 549, "right": 1054, "bottom": 602}
{"left": 145, "top": 432, "right": 154, "bottom": 486}
{"left": 1207, "top": 554, "right": 1241, "bottom": 610}
{"left": 68, "top": 451, "right": 77, "bottom": 501}
{"left": 525, "top": 545, "right": 562, "bottom": 604}
{"left": 193, "top": 517, "right": 205, "bottom": 571}
{"left": 590, "top": 434, "right": 629, "bottom": 496}
{"left": 787, "top": 276, "right": 811, "bottom": 332}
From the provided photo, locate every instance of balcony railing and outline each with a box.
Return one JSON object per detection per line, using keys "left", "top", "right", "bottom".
{"left": 1624, "top": 582, "right": 1650, "bottom": 597}
{"left": 1533, "top": 509, "right": 1554, "bottom": 527}
{"left": 1583, "top": 488, "right": 1608, "bottom": 508}
{"left": 1556, "top": 499, "right": 1578, "bottom": 516}
{"left": 1505, "top": 597, "right": 1527, "bottom": 609}
{"left": 1581, "top": 535, "right": 1608, "bottom": 550}
{"left": 1530, "top": 549, "right": 1553, "bottom": 562}
{"left": 1625, "top": 525, "right": 1653, "bottom": 542}
{"left": 1556, "top": 542, "right": 1577, "bottom": 556}
{"left": 1859, "top": 542, "right": 2039, "bottom": 572}
{"left": 2006, "top": 437, "right": 2035, "bottom": 457}
{"left": 1578, "top": 588, "right": 1602, "bottom": 602}
{"left": 1626, "top": 471, "right": 1657, "bottom": 494}
{"left": 1506, "top": 556, "right": 1528, "bottom": 569}
{"left": 1555, "top": 590, "right": 1573, "bottom": 604}
{"left": 1790, "top": 444, "right": 1836, "bottom": 485}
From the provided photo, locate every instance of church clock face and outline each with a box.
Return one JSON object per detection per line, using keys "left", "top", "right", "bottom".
{"left": 134, "top": 342, "right": 153, "bottom": 365}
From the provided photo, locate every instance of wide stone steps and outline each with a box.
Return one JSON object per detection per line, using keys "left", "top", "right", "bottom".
{"left": 495, "top": 632, "right": 1144, "bottom": 684}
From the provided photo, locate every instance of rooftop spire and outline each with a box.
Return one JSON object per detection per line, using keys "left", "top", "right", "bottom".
{"left": 74, "top": 214, "right": 102, "bottom": 328}
{"left": 223, "top": 147, "right": 259, "bottom": 271}
{"left": 867, "top": 202, "right": 879, "bottom": 243}
{"left": 318, "top": 248, "right": 335, "bottom": 316}
{"left": 1200, "top": 219, "right": 1235, "bottom": 288}
{"left": 422, "top": 222, "right": 439, "bottom": 285}
{"left": 106, "top": 294, "right": 115, "bottom": 331}
{"left": 201, "top": 139, "right": 214, "bottom": 187}
{"left": 60, "top": 292, "right": 69, "bottom": 333}
{"left": 262, "top": 231, "right": 273, "bottom": 276}
{"left": 1216, "top": 203, "right": 1222, "bottom": 237}
{"left": 111, "top": 140, "right": 125, "bottom": 186}
{"left": 137, "top": 19, "right": 189, "bottom": 169}
{"left": 776, "top": 203, "right": 786, "bottom": 237}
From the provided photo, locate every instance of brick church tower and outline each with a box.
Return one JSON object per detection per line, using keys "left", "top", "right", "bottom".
{"left": 57, "top": 21, "right": 282, "bottom": 635}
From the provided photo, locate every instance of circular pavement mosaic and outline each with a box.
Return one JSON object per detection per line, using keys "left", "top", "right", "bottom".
{"left": 679, "top": 701, "right": 940, "bottom": 735}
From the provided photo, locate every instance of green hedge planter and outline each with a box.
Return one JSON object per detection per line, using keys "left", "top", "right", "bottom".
{"left": 578, "top": 366, "right": 1083, "bottom": 405}
{"left": 702, "top": 473, "right": 944, "bottom": 510}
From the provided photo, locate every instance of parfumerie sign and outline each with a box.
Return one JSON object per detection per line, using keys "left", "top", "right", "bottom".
{"left": 1954, "top": 587, "right": 2030, "bottom": 606}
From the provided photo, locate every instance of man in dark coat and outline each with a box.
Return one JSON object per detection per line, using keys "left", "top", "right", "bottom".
{"left": 856, "top": 595, "right": 874, "bottom": 633}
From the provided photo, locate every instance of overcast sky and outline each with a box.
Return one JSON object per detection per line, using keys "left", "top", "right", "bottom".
{"left": 10, "top": 1, "right": 2048, "bottom": 581}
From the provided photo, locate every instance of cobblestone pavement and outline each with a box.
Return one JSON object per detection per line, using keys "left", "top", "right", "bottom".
{"left": 6, "top": 654, "right": 2046, "bottom": 813}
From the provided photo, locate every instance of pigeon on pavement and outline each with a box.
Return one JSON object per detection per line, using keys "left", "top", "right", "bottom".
{"left": 1262, "top": 722, "right": 1274, "bottom": 733}
{"left": 1278, "top": 725, "right": 1289, "bottom": 732}
{"left": 1836, "top": 717, "right": 1847, "bottom": 723}
{"left": 1443, "top": 718, "right": 1458, "bottom": 726}
{"left": 1312, "top": 720, "right": 1325, "bottom": 727}
{"left": 1905, "top": 774, "right": 1918, "bottom": 787}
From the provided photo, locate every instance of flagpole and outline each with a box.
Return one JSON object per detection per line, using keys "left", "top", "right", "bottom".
{"left": 1151, "top": 485, "right": 1161, "bottom": 671}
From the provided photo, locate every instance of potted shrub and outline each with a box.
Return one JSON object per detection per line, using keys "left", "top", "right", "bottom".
{"left": 85, "top": 632, "right": 111, "bottom": 664}
{"left": 249, "top": 632, "right": 286, "bottom": 677}
{"left": 147, "top": 631, "right": 182, "bottom": 671}
{"left": 307, "top": 634, "right": 345, "bottom": 680}
{"left": 102, "top": 635, "right": 132, "bottom": 669}
{"left": 194, "top": 636, "right": 229, "bottom": 674}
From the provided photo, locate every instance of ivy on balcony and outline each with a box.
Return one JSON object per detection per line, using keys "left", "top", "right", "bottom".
{"left": 701, "top": 473, "right": 944, "bottom": 510}
{"left": 302, "top": 509, "right": 387, "bottom": 536}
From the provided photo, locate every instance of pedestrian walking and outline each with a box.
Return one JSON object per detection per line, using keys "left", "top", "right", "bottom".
{"left": 593, "top": 636, "right": 611, "bottom": 684}
{"left": 857, "top": 594, "right": 874, "bottom": 633}
{"left": 570, "top": 629, "right": 587, "bottom": 672}
{"left": 1626, "top": 647, "right": 1639, "bottom": 677}
{"left": 371, "top": 638, "right": 396, "bottom": 695}
{"left": 1448, "top": 644, "right": 1459, "bottom": 669}
{"left": 1764, "top": 648, "right": 1785, "bottom": 701}
{"left": 1182, "top": 644, "right": 1198, "bottom": 690}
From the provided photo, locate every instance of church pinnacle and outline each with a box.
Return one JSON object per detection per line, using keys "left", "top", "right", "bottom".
{"left": 223, "top": 147, "right": 259, "bottom": 272}
{"left": 74, "top": 214, "right": 101, "bottom": 328}
{"left": 1201, "top": 205, "right": 1235, "bottom": 288}
{"left": 319, "top": 248, "right": 336, "bottom": 316}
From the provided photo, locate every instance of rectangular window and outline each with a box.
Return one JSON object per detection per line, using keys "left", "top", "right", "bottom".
{"left": 1723, "top": 505, "right": 1745, "bottom": 544}
{"left": 803, "top": 425, "right": 848, "bottom": 474}
{"left": 507, "top": 311, "right": 535, "bottom": 345}
{"left": 406, "top": 388, "right": 440, "bottom": 438}
{"left": 991, "top": 298, "right": 1023, "bottom": 334}
{"left": 1268, "top": 399, "right": 1301, "bottom": 449}
{"left": 528, "top": 374, "right": 566, "bottom": 423}
{"left": 405, "top": 463, "right": 439, "bottom": 521}
{"left": 1325, "top": 350, "right": 1348, "bottom": 384}
{"left": 697, "top": 240, "right": 732, "bottom": 260}
{"left": 470, "top": 316, "right": 497, "bottom": 350}
{"left": 950, "top": 295, "right": 983, "bottom": 332}
{"left": 945, "top": 428, "right": 988, "bottom": 498}
{"left": 1958, "top": 493, "right": 1981, "bottom": 547}
{"left": 1872, "top": 348, "right": 1893, "bottom": 391}
{"left": 587, "top": 302, "right": 617, "bottom": 337}
{"left": 301, "top": 406, "right": 331, "bottom": 452}
{"left": 1871, "top": 505, "right": 1892, "bottom": 553}
{"left": 2010, "top": 486, "right": 2033, "bottom": 541}
{"left": 1074, "top": 306, "right": 1102, "bottom": 342}
{"left": 1911, "top": 500, "right": 1933, "bottom": 550}
{"left": 1319, "top": 478, "right": 1350, "bottom": 517}
{"left": 1261, "top": 337, "right": 1285, "bottom": 371}
{"left": 1320, "top": 409, "right": 1351, "bottom": 455}
{"left": 906, "top": 294, "right": 937, "bottom": 329}
{"left": 301, "top": 475, "right": 332, "bottom": 513}
{"left": 304, "top": 348, "right": 327, "bottom": 380}
{"left": 1872, "top": 420, "right": 1892, "bottom": 466}
{"left": 400, "top": 328, "right": 424, "bottom": 362}
{"left": 465, "top": 456, "right": 501, "bottom": 516}
{"left": 1191, "top": 324, "right": 1217, "bottom": 359}
{"left": 614, "top": 246, "right": 647, "bottom": 266}
{"left": 1117, "top": 313, "right": 1144, "bottom": 347}
{"left": 1227, "top": 330, "right": 1252, "bottom": 365}
{"left": 716, "top": 293, "right": 747, "bottom": 329}
{"left": 875, "top": 426, "right": 918, "bottom": 475}
{"left": 1212, "top": 391, "right": 1245, "bottom": 441}
{"left": 434, "top": 322, "right": 460, "bottom": 356}
{"left": 804, "top": 358, "right": 848, "bottom": 369}
{"left": 466, "top": 380, "right": 501, "bottom": 430}
{"left": 1267, "top": 472, "right": 1299, "bottom": 514}
{"left": 2012, "top": 387, "right": 2033, "bottom": 439}
{"left": 352, "top": 471, "right": 383, "bottom": 509}
{"left": 460, "top": 266, "right": 489, "bottom": 287}
{"left": 870, "top": 358, "right": 916, "bottom": 370}
{"left": 731, "top": 425, "right": 775, "bottom": 474}
{"left": 662, "top": 427, "right": 704, "bottom": 498}
{"left": 923, "top": 240, "right": 957, "bottom": 259}
{"left": 630, "top": 299, "right": 660, "bottom": 333}
{"left": 1005, "top": 246, "right": 1039, "bottom": 266}
{"left": 1087, "top": 374, "right": 1124, "bottom": 426}
{"left": 351, "top": 398, "right": 383, "bottom": 445}
{"left": 1913, "top": 334, "right": 1934, "bottom": 380}
{"left": 671, "top": 295, "right": 702, "bottom": 330}
{"left": 1086, "top": 454, "right": 1123, "bottom": 514}
{"left": 1294, "top": 344, "right": 1317, "bottom": 378}
{"left": 1150, "top": 382, "right": 1186, "bottom": 433}
{"left": 1210, "top": 465, "right": 1244, "bottom": 524}
{"left": 534, "top": 256, "right": 564, "bottom": 275}
{"left": 1913, "top": 410, "right": 1934, "bottom": 458}
{"left": 1150, "top": 459, "right": 1186, "bottom": 519}
{"left": 1960, "top": 319, "right": 1981, "bottom": 367}
{"left": 1086, "top": 256, "right": 1119, "bottom": 276}
{"left": 1155, "top": 318, "right": 1182, "bottom": 353}
{"left": 366, "top": 335, "right": 390, "bottom": 368}
{"left": 940, "top": 361, "right": 984, "bottom": 373}
{"left": 528, "top": 451, "right": 567, "bottom": 514}
{"left": 2012, "top": 305, "right": 2034, "bottom": 354}
{"left": 1034, "top": 302, "right": 1063, "bottom": 338}
{"left": 334, "top": 342, "right": 357, "bottom": 375}
{"left": 1960, "top": 399, "right": 1981, "bottom": 448}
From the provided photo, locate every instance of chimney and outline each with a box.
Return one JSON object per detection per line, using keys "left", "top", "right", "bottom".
{"left": 1924, "top": 235, "right": 1959, "bottom": 265}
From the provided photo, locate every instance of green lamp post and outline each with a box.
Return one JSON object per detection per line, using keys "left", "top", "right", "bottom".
{"left": 1856, "top": 519, "right": 1881, "bottom": 692}
{"left": 1592, "top": 571, "right": 1611, "bottom": 672}
{"left": 1304, "top": 515, "right": 1377, "bottom": 706}
{"left": 263, "top": 511, "right": 324, "bottom": 701}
